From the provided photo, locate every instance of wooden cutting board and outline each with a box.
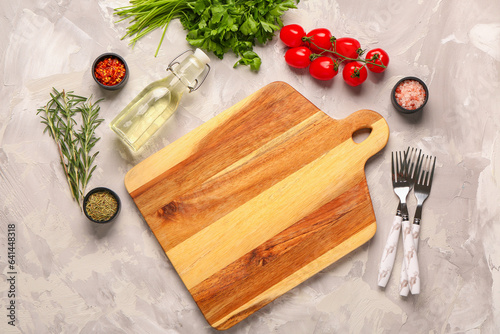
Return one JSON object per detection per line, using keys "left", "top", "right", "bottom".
{"left": 124, "top": 81, "right": 389, "bottom": 330}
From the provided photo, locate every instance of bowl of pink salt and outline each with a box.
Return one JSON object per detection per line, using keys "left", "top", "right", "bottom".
{"left": 391, "top": 77, "right": 429, "bottom": 114}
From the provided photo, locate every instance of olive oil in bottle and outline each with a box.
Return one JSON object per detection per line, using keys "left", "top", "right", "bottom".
{"left": 110, "top": 49, "right": 210, "bottom": 151}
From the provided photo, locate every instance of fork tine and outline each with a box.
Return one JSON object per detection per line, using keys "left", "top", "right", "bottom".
{"left": 401, "top": 149, "right": 407, "bottom": 182}
{"left": 419, "top": 156, "right": 426, "bottom": 185}
{"left": 428, "top": 156, "right": 436, "bottom": 187}
{"left": 406, "top": 147, "right": 412, "bottom": 177}
{"left": 404, "top": 150, "right": 408, "bottom": 176}
{"left": 425, "top": 156, "right": 432, "bottom": 185}
{"left": 394, "top": 151, "right": 398, "bottom": 181}
{"left": 396, "top": 151, "right": 401, "bottom": 182}
{"left": 415, "top": 149, "right": 422, "bottom": 179}
{"left": 398, "top": 150, "right": 405, "bottom": 179}
{"left": 402, "top": 151, "right": 407, "bottom": 180}
{"left": 419, "top": 156, "right": 427, "bottom": 185}
{"left": 416, "top": 153, "right": 424, "bottom": 184}
{"left": 407, "top": 147, "right": 422, "bottom": 181}
{"left": 391, "top": 152, "right": 396, "bottom": 184}
{"left": 397, "top": 152, "right": 402, "bottom": 182}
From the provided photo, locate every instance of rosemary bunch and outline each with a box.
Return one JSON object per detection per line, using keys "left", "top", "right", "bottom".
{"left": 37, "top": 88, "right": 104, "bottom": 209}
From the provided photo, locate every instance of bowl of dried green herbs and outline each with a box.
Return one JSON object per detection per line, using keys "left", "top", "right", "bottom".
{"left": 83, "top": 187, "right": 121, "bottom": 223}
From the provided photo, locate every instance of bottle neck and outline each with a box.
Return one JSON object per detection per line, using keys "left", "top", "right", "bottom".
{"left": 169, "top": 55, "right": 207, "bottom": 92}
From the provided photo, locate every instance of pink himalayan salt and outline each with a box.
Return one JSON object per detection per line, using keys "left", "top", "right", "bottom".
{"left": 395, "top": 80, "right": 426, "bottom": 110}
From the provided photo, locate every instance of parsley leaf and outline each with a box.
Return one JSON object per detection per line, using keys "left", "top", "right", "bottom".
{"left": 235, "top": 51, "right": 262, "bottom": 71}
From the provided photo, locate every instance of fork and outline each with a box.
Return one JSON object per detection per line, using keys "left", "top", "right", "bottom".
{"left": 405, "top": 154, "right": 436, "bottom": 294}
{"left": 399, "top": 147, "right": 422, "bottom": 296}
{"left": 377, "top": 150, "right": 411, "bottom": 287}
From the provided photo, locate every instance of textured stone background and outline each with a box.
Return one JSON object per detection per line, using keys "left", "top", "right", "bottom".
{"left": 1, "top": 0, "right": 500, "bottom": 333}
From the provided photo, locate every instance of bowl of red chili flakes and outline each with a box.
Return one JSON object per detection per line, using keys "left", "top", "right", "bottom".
{"left": 92, "top": 53, "right": 129, "bottom": 90}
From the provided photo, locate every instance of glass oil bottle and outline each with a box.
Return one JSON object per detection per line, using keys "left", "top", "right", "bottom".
{"left": 110, "top": 49, "right": 210, "bottom": 151}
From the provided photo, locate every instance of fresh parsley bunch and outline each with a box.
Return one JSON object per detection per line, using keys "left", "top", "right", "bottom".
{"left": 115, "top": 0, "right": 299, "bottom": 71}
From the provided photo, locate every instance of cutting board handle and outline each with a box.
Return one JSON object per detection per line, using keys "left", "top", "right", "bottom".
{"left": 344, "top": 109, "right": 389, "bottom": 161}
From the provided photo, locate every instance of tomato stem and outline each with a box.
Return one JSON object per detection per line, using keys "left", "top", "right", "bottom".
{"left": 307, "top": 40, "right": 387, "bottom": 69}
{"left": 350, "top": 64, "right": 368, "bottom": 78}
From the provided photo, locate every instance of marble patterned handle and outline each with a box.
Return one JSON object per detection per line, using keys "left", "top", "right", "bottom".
{"left": 400, "top": 222, "right": 422, "bottom": 296}
{"left": 399, "top": 219, "right": 410, "bottom": 296}
{"left": 378, "top": 215, "right": 403, "bottom": 287}
{"left": 411, "top": 224, "right": 421, "bottom": 250}
{"left": 402, "top": 219, "right": 420, "bottom": 294}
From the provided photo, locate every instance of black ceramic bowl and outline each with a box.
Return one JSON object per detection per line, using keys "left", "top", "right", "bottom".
{"left": 83, "top": 187, "right": 121, "bottom": 223}
{"left": 391, "top": 76, "right": 429, "bottom": 114}
{"left": 91, "top": 53, "right": 129, "bottom": 90}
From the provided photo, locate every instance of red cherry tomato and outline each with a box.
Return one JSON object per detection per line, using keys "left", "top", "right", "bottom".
{"left": 342, "top": 61, "right": 368, "bottom": 86}
{"left": 285, "top": 46, "right": 312, "bottom": 68}
{"left": 365, "top": 48, "right": 390, "bottom": 73}
{"left": 306, "top": 28, "right": 332, "bottom": 53}
{"left": 309, "top": 56, "right": 338, "bottom": 81}
{"left": 334, "top": 37, "right": 361, "bottom": 59}
{"left": 280, "top": 24, "right": 306, "bottom": 48}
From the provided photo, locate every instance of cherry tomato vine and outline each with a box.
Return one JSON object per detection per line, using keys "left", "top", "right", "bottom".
{"left": 280, "top": 24, "right": 389, "bottom": 86}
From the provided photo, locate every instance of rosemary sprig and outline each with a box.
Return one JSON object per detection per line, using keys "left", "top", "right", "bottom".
{"left": 37, "top": 88, "right": 104, "bottom": 209}
{"left": 77, "top": 99, "right": 104, "bottom": 196}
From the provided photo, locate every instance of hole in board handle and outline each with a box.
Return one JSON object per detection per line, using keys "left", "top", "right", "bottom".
{"left": 352, "top": 128, "right": 372, "bottom": 144}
